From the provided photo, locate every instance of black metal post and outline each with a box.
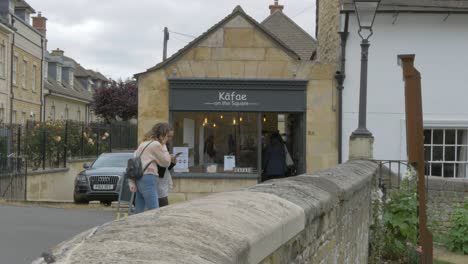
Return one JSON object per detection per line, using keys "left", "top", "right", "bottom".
{"left": 63, "top": 120, "right": 68, "bottom": 168}
{"left": 96, "top": 126, "right": 100, "bottom": 157}
{"left": 17, "top": 125, "right": 21, "bottom": 156}
{"left": 42, "top": 129, "right": 46, "bottom": 170}
{"left": 80, "top": 123, "right": 84, "bottom": 158}
{"left": 109, "top": 124, "right": 112, "bottom": 153}
{"left": 126, "top": 124, "right": 130, "bottom": 149}
{"left": 17, "top": 125, "right": 21, "bottom": 172}
{"left": 352, "top": 39, "right": 373, "bottom": 137}
{"left": 335, "top": 71, "right": 345, "bottom": 164}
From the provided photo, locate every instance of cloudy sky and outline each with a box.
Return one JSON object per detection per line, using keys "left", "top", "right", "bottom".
{"left": 27, "top": 0, "right": 316, "bottom": 80}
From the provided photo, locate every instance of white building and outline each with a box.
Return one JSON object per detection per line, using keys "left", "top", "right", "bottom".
{"left": 341, "top": 1, "right": 468, "bottom": 178}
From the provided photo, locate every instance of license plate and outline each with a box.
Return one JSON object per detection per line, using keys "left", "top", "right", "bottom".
{"left": 93, "top": 184, "right": 114, "bottom": 190}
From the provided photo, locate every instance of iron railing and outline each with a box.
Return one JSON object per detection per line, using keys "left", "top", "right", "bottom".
{"left": 0, "top": 120, "right": 137, "bottom": 173}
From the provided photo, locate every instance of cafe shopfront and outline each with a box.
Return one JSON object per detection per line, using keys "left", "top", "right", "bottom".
{"left": 169, "top": 78, "right": 307, "bottom": 181}
{"left": 135, "top": 5, "right": 339, "bottom": 200}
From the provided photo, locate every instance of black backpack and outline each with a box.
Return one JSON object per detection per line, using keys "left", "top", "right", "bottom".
{"left": 126, "top": 141, "right": 154, "bottom": 181}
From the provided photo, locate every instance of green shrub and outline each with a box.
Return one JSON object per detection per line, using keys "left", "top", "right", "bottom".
{"left": 444, "top": 199, "right": 468, "bottom": 255}
{"left": 382, "top": 173, "right": 419, "bottom": 260}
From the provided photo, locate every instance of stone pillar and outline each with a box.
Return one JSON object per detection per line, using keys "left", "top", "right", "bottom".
{"left": 349, "top": 135, "right": 374, "bottom": 160}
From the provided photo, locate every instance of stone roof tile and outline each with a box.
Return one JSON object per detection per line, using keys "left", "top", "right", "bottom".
{"left": 261, "top": 11, "right": 317, "bottom": 61}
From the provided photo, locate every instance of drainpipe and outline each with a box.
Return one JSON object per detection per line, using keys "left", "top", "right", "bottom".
{"left": 43, "top": 91, "right": 51, "bottom": 121}
{"left": 335, "top": 13, "right": 349, "bottom": 164}
{"left": 9, "top": 18, "right": 15, "bottom": 125}
{"left": 40, "top": 37, "right": 44, "bottom": 121}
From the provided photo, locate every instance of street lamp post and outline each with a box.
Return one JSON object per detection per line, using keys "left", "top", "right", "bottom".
{"left": 351, "top": 0, "right": 380, "bottom": 137}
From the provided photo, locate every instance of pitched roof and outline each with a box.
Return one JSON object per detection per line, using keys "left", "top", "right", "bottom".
{"left": 135, "top": 6, "right": 301, "bottom": 77}
{"left": 261, "top": 11, "right": 317, "bottom": 61}
{"left": 74, "top": 64, "right": 90, "bottom": 78}
{"left": 87, "top": 70, "right": 108, "bottom": 82}
{"left": 15, "top": 0, "right": 35, "bottom": 13}
{"left": 342, "top": 0, "right": 468, "bottom": 12}
{"left": 45, "top": 78, "right": 93, "bottom": 102}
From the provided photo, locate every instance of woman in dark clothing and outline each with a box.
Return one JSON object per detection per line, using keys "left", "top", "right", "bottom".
{"left": 263, "top": 132, "right": 287, "bottom": 180}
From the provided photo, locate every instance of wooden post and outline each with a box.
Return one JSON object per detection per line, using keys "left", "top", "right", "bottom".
{"left": 398, "top": 54, "right": 433, "bottom": 264}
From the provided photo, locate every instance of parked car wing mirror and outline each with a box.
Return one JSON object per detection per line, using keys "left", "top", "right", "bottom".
{"left": 83, "top": 163, "right": 91, "bottom": 169}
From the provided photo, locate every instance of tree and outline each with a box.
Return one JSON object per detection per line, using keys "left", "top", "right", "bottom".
{"left": 91, "top": 80, "right": 137, "bottom": 123}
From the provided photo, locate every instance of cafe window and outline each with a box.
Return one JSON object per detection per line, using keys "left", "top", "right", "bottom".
{"left": 172, "top": 112, "right": 258, "bottom": 175}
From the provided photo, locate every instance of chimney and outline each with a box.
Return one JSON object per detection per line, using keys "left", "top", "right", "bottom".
{"left": 32, "top": 11, "right": 47, "bottom": 36}
{"left": 51, "top": 48, "right": 64, "bottom": 57}
{"left": 269, "top": 0, "right": 284, "bottom": 14}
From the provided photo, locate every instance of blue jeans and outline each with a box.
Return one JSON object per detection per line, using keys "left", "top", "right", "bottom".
{"left": 135, "top": 174, "right": 159, "bottom": 213}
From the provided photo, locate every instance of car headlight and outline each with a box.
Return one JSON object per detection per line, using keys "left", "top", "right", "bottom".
{"left": 77, "top": 174, "right": 88, "bottom": 183}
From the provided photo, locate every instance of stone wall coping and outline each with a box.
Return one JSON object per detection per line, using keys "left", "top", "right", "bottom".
{"left": 33, "top": 160, "right": 378, "bottom": 264}
{"left": 427, "top": 176, "right": 468, "bottom": 192}
{"left": 27, "top": 167, "right": 70, "bottom": 176}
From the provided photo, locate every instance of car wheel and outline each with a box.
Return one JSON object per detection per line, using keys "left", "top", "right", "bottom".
{"left": 73, "top": 193, "right": 89, "bottom": 204}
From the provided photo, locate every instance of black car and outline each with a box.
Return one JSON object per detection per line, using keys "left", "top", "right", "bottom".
{"left": 73, "top": 152, "right": 133, "bottom": 204}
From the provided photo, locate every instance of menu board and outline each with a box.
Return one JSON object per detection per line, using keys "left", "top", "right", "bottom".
{"left": 224, "top": 155, "right": 236, "bottom": 171}
{"left": 173, "top": 147, "right": 189, "bottom": 172}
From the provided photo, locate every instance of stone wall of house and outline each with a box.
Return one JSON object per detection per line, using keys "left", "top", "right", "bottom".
{"left": 12, "top": 46, "right": 42, "bottom": 122}
{"left": 0, "top": 28, "right": 12, "bottom": 123}
{"left": 32, "top": 160, "right": 378, "bottom": 264}
{"left": 138, "top": 8, "right": 340, "bottom": 173}
{"left": 169, "top": 177, "right": 258, "bottom": 203}
{"left": 426, "top": 176, "right": 468, "bottom": 235}
{"left": 44, "top": 95, "right": 88, "bottom": 121}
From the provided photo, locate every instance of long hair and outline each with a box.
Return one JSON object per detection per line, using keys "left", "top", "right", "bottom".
{"left": 144, "top": 122, "right": 171, "bottom": 142}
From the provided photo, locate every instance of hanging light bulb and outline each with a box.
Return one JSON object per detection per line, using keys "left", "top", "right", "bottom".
{"left": 220, "top": 115, "right": 224, "bottom": 119}
{"left": 263, "top": 115, "right": 267, "bottom": 122}
{"left": 239, "top": 117, "right": 243, "bottom": 122}
{"left": 233, "top": 118, "right": 237, "bottom": 125}
{"left": 204, "top": 117, "right": 208, "bottom": 124}
{"left": 213, "top": 123, "right": 216, "bottom": 128}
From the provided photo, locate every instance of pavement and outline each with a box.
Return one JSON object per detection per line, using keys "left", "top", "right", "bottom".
{"left": 434, "top": 247, "right": 468, "bottom": 264}
{"left": 0, "top": 201, "right": 116, "bottom": 264}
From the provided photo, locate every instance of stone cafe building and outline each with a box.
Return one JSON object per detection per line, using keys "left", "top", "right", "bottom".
{"left": 135, "top": 1, "right": 341, "bottom": 201}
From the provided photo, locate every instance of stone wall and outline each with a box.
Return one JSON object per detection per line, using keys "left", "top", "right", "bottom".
{"left": 169, "top": 178, "right": 258, "bottom": 203}
{"left": 32, "top": 160, "right": 378, "bottom": 264}
{"left": 426, "top": 176, "right": 468, "bottom": 235}
{"left": 0, "top": 28, "right": 12, "bottom": 123}
{"left": 12, "top": 45, "right": 42, "bottom": 122}
{"left": 26, "top": 158, "right": 94, "bottom": 202}
{"left": 44, "top": 95, "right": 88, "bottom": 121}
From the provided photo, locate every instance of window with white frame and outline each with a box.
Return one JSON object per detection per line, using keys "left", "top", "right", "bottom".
{"left": 424, "top": 128, "right": 468, "bottom": 178}
{"left": 13, "top": 56, "right": 18, "bottom": 85}
{"left": 32, "top": 65, "right": 37, "bottom": 91}
{"left": 22, "top": 60, "right": 27, "bottom": 88}
{"left": 0, "top": 44, "right": 5, "bottom": 78}
{"left": 57, "top": 65, "right": 62, "bottom": 82}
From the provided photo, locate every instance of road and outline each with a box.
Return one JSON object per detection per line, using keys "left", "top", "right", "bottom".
{"left": 0, "top": 203, "right": 115, "bottom": 264}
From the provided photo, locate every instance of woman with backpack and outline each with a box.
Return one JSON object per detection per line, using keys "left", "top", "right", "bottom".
{"left": 129, "top": 123, "right": 172, "bottom": 213}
